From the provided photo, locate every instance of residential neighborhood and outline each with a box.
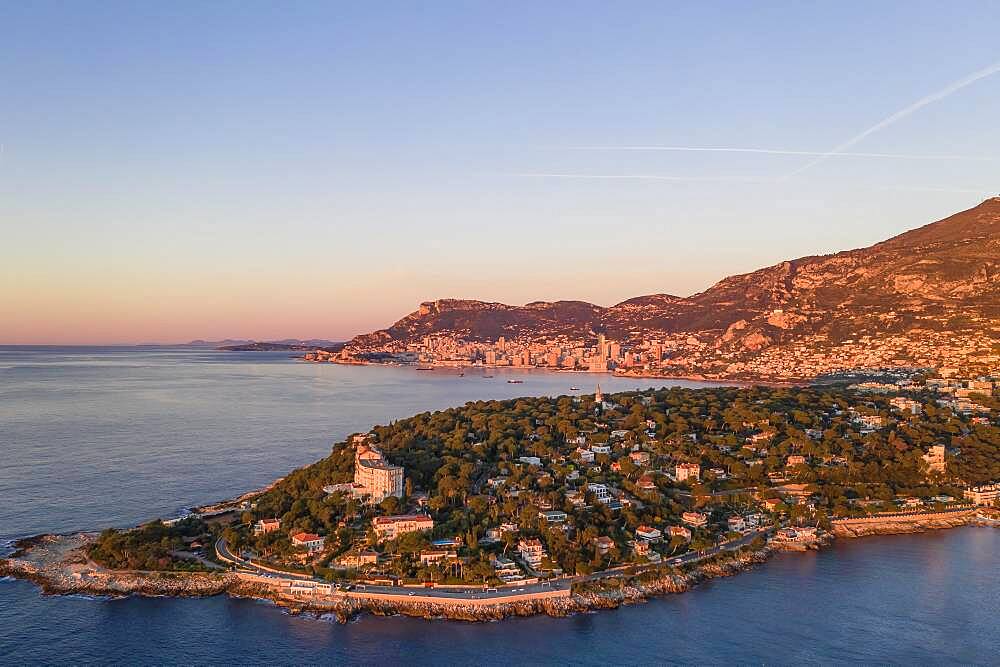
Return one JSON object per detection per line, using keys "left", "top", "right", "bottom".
{"left": 207, "top": 376, "right": 998, "bottom": 588}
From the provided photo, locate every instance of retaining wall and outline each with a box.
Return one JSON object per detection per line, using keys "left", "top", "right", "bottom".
{"left": 236, "top": 571, "right": 571, "bottom": 607}
{"left": 830, "top": 507, "right": 975, "bottom": 526}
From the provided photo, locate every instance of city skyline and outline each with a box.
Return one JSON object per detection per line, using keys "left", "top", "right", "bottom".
{"left": 3, "top": 2, "right": 1000, "bottom": 344}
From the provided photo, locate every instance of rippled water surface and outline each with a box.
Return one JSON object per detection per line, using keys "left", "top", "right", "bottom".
{"left": 1, "top": 347, "right": 997, "bottom": 665}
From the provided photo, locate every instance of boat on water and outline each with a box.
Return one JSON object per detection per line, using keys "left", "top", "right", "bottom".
{"left": 416, "top": 367, "right": 434, "bottom": 371}
{"left": 483, "top": 375, "right": 494, "bottom": 378}
{"left": 507, "top": 379, "right": 523, "bottom": 384}
{"left": 570, "top": 386, "right": 580, "bottom": 391}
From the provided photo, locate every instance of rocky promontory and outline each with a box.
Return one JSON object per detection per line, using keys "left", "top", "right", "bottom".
{"left": 0, "top": 533, "right": 234, "bottom": 598}
{"left": 1, "top": 532, "right": 773, "bottom": 623}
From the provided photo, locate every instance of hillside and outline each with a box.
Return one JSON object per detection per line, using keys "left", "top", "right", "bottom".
{"left": 339, "top": 199, "right": 1000, "bottom": 380}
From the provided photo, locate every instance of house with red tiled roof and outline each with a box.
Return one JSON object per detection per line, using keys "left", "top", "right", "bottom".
{"left": 637, "top": 474, "right": 658, "bottom": 491}
{"left": 290, "top": 532, "right": 325, "bottom": 553}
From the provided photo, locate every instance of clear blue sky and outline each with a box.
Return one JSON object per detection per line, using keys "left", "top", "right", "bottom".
{"left": 2, "top": 1, "right": 999, "bottom": 343}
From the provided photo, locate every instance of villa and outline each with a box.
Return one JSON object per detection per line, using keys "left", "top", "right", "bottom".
{"left": 252, "top": 518, "right": 281, "bottom": 535}
{"left": 635, "top": 525, "right": 662, "bottom": 542}
{"left": 290, "top": 532, "right": 325, "bottom": 553}
{"left": 373, "top": 514, "right": 434, "bottom": 541}
{"left": 682, "top": 511, "right": 708, "bottom": 527}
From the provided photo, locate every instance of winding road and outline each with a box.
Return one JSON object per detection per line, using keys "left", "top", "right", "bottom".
{"left": 216, "top": 528, "right": 768, "bottom": 602}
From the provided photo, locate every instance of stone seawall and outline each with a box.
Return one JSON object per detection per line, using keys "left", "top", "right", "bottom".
{"left": 232, "top": 548, "right": 773, "bottom": 623}
{"left": 831, "top": 509, "right": 977, "bottom": 538}
{"left": 235, "top": 572, "right": 570, "bottom": 607}
{"left": 342, "top": 587, "right": 570, "bottom": 607}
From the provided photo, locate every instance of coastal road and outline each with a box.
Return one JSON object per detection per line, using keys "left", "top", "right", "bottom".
{"left": 575, "top": 529, "right": 768, "bottom": 584}
{"left": 215, "top": 537, "right": 241, "bottom": 565}
{"left": 169, "top": 549, "right": 225, "bottom": 570}
{"left": 344, "top": 579, "right": 571, "bottom": 601}
{"left": 216, "top": 537, "right": 569, "bottom": 600}
{"left": 667, "top": 528, "right": 766, "bottom": 566}
{"left": 216, "top": 537, "right": 313, "bottom": 580}
{"left": 217, "top": 529, "right": 766, "bottom": 602}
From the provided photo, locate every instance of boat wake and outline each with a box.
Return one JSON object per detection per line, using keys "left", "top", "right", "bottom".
{"left": 0, "top": 539, "right": 17, "bottom": 558}
{"left": 64, "top": 593, "right": 114, "bottom": 602}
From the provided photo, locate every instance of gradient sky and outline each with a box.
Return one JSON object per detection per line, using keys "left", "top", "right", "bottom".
{"left": 3, "top": 1, "right": 1000, "bottom": 344}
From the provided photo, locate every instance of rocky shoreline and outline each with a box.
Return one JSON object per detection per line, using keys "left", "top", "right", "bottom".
{"left": 1, "top": 532, "right": 772, "bottom": 623}
{"left": 4, "top": 518, "right": 994, "bottom": 624}
{"left": 0, "top": 533, "right": 235, "bottom": 598}
{"left": 216, "top": 548, "right": 776, "bottom": 623}
{"left": 288, "top": 548, "right": 776, "bottom": 623}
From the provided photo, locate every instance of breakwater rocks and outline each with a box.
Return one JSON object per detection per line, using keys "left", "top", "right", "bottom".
{"left": 831, "top": 509, "right": 978, "bottom": 538}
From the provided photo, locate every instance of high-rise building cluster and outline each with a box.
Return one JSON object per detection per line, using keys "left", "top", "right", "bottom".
{"left": 400, "top": 332, "right": 666, "bottom": 372}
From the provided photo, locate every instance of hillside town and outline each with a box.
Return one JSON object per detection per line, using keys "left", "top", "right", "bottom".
{"left": 305, "top": 324, "right": 999, "bottom": 385}
{"left": 300, "top": 198, "right": 1000, "bottom": 384}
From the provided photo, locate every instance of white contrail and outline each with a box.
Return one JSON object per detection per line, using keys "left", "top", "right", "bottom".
{"left": 514, "top": 172, "right": 766, "bottom": 183}
{"left": 563, "top": 146, "right": 995, "bottom": 160}
{"left": 783, "top": 60, "right": 1000, "bottom": 179}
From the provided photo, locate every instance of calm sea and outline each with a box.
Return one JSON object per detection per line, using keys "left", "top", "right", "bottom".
{"left": 1, "top": 347, "right": 998, "bottom": 665}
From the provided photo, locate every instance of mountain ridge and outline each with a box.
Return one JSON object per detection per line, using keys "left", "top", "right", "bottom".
{"left": 340, "top": 198, "right": 1000, "bottom": 380}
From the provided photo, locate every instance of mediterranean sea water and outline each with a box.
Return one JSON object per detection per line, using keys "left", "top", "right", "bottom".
{"left": 1, "top": 347, "right": 998, "bottom": 665}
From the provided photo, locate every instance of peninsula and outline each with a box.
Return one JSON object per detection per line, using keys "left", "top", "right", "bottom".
{"left": 4, "top": 379, "right": 999, "bottom": 622}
